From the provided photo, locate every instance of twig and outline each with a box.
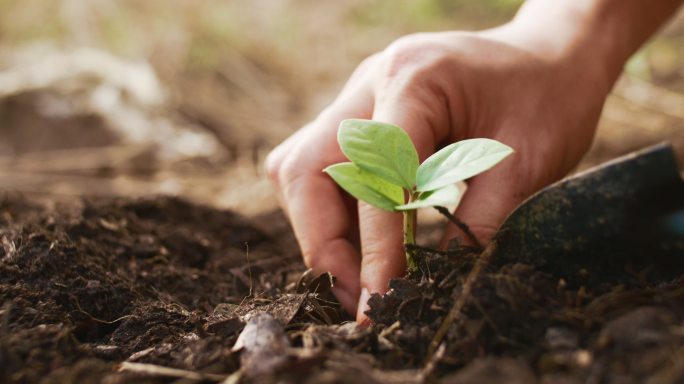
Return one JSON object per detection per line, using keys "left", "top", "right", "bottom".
{"left": 420, "top": 342, "right": 445, "bottom": 382}
{"left": 118, "top": 362, "right": 227, "bottom": 381}
{"left": 70, "top": 294, "right": 133, "bottom": 324}
{"left": 245, "top": 242, "right": 253, "bottom": 298}
{"left": 426, "top": 240, "right": 497, "bottom": 360}
{"left": 220, "top": 370, "right": 243, "bottom": 384}
{"left": 434, "top": 206, "right": 483, "bottom": 249}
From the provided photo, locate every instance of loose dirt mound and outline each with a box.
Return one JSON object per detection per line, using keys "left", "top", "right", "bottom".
{"left": 1, "top": 196, "right": 682, "bottom": 383}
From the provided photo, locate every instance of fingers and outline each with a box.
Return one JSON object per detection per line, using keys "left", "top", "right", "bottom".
{"left": 356, "top": 202, "right": 405, "bottom": 323}
{"left": 282, "top": 166, "right": 362, "bottom": 313}
{"left": 266, "top": 73, "right": 375, "bottom": 315}
{"left": 266, "top": 54, "right": 380, "bottom": 212}
{"left": 356, "top": 89, "right": 449, "bottom": 323}
{"left": 268, "top": 122, "right": 362, "bottom": 313}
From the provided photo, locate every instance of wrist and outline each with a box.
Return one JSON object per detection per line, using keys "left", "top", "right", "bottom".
{"left": 494, "top": 0, "right": 683, "bottom": 95}
{"left": 486, "top": 20, "right": 615, "bottom": 98}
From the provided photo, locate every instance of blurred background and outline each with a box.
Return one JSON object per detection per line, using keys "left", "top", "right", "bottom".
{"left": 0, "top": 0, "right": 683, "bottom": 216}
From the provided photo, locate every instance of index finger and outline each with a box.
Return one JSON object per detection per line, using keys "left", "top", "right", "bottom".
{"left": 273, "top": 102, "right": 374, "bottom": 314}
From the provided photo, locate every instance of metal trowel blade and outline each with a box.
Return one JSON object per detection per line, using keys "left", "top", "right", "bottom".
{"left": 491, "top": 142, "right": 684, "bottom": 285}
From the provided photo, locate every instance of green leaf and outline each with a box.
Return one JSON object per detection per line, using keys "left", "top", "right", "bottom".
{"left": 338, "top": 119, "right": 419, "bottom": 190}
{"left": 416, "top": 138, "right": 513, "bottom": 192}
{"left": 395, "top": 182, "right": 466, "bottom": 211}
{"left": 324, "top": 162, "right": 404, "bottom": 212}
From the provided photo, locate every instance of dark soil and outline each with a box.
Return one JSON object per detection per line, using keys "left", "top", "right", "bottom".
{"left": 1, "top": 195, "right": 683, "bottom": 383}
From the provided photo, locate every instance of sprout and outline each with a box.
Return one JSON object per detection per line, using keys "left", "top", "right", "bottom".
{"left": 324, "top": 119, "right": 513, "bottom": 270}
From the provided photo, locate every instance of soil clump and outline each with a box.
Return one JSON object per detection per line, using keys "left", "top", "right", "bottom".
{"left": 1, "top": 195, "right": 682, "bottom": 383}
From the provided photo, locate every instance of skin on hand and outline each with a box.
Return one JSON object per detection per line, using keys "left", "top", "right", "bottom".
{"left": 265, "top": 0, "right": 683, "bottom": 324}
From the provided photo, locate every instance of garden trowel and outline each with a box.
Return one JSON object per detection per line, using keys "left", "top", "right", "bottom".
{"left": 491, "top": 142, "right": 684, "bottom": 285}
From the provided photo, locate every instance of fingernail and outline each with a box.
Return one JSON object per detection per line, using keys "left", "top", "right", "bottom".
{"left": 356, "top": 288, "right": 371, "bottom": 325}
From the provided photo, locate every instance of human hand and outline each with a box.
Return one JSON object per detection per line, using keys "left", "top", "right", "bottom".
{"left": 265, "top": 0, "right": 679, "bottom": 323}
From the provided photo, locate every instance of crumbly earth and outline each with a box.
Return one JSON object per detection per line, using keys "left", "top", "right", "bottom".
{"left": 0, "top": 195, "right": 682, "bottom": 383}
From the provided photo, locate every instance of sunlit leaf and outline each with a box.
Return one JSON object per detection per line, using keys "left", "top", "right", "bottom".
{"left": 395, "top": 182, "right": 467, "bottom": 211}
{"left": 338, "top": 119, "right": 419, "bottom": 190}
{"left": 416, "top": 138, "right": 513, "bottom": 192}
{"left": 324, "top": 162, "right": 404, "bottom": 212}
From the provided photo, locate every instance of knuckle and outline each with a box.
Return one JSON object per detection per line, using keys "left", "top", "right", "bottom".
{"left": 264, "top": 147, "right": 285, "bottom": 186}
{"left": 301, "top": 238, "right": 353, "bottom": 274}
{"left": 277, "top": 155, "right": 309, "bottom": 199}
{"left": 363, "top": 52, "right": 380, "bottom": 65}
{"left": 381, "top": 34, "right": 450, "bottom": 79}
{"left": 301, "top": 249, "right": 317, "bottom": 270}
{"left": 314, "top": 105, "right": 338, "bottom": 124}
{"left": 354, "top": 53, "right": 380, "bottom": 75}
{"left": 361, "top": 250, "right": 385, "bottom": 271}
{"left": 300, "top": 243, "right": 326, "bottom": 272}
{"left": 265, "top": 136, "right": 310, "bottom": 191}
{"left": 360, "top": 249, "right": 405, "bottom": 285}
{"left": 277, "top": 155, "right": 302, "bottom": 183}
{"left": 265, "top": 147, "right": 304, "bottom": 195}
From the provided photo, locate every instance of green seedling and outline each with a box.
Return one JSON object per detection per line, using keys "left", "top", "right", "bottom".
{"left": 324, "top": 119, "right": 513, "bottom": 271}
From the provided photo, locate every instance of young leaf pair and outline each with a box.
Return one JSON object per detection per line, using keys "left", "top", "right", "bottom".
{"left": 324, "top": 119, "right": 514, "bottom": 214}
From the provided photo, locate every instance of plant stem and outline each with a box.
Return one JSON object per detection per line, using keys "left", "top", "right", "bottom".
{"left": 403, "top": 192, "right": 418, "bottom": 272}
